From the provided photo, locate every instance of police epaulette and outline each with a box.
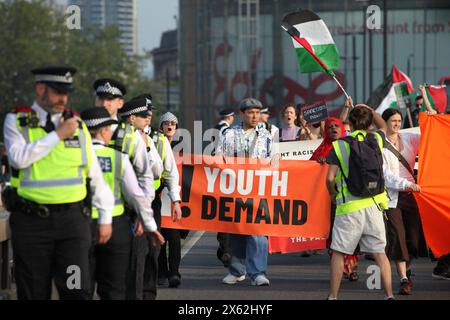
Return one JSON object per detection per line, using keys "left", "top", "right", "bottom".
{"left": 12, "top": 106, "right": 33, "bottom": 113}
{"left": 13, "top": 106, "right": 40, "bottom": 128}
{"left": 221, "top": 126, "right": 230, "bottom": 135}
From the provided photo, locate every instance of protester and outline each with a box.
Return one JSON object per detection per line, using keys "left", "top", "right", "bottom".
{"left": 216, "top": 98, "right": 274, "bottom": 286}
{"left": 403, "top": 96, "right": 422, "bottom": 128}
{"left": 279, "top": 104, "right": 301, "bottom": 142}
{"left": 310, "top": 117, "right": 359, "bottom": 280}
{"left": 381, "top": 107, "right": 434, "bottom": 294}
{"left": 157, "top": 112, "right": 184, "bottom": 288}
{"left": 325, "top": 105, "right": 394, "bottom": 300}
{"left": 433, "top": 254, "right": 450, "bottom": 280}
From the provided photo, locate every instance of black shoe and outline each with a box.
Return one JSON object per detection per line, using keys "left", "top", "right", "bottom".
{"left": 398, "top": 278, "right": 413, "bottom": 295}
{"left": 406, "top": 269, "right": 415, "bottom": 280}
{"left": 158, "top": 276, "right": 168, "bottom": 286}
{"left": 169, "top": 275, "right": 181, "bottom": 288}
{"left": 432, "top": 268, "right": 450, "bottom": 280}
{"left": 349, "top": 272, "right": 359, "bottom": 282}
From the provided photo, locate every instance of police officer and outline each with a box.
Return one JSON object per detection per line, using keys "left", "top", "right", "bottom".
{"left": 121, "top": 94, "right": 181, "bottom": 297}
{"left": 3, "top": 65, "right": 114, "bottom": 300}
{"left": 259, "top": 107, "right": 279, "bottom": 138}
{"left": 80, "top": 107, "right": 165, "bottom": 300}
{"left": 117, "top": 97, "right": 169, "bottom": 299}
{"left": 215, "top": 108, "right": 235, "bottom": 133}
{"left": 93, "top": 78, "right": 157, "bottom": 200}
{"left": 212, "top": 108, "right": 236, "bottom": 268}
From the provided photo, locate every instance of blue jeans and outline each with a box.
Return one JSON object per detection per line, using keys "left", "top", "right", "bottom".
{"left": 228, "top": 234, "right": 268, "bottom": 280}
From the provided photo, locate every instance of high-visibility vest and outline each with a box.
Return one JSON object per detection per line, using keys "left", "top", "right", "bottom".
{"left": 109, "top": 122, "right": 135, "bottom": 159}
{"left": 92, "top": 146, "right": 124, "bottom": 219}
{"left": 332, "top": 130, "right": 389, "bottom": 216}
{"left": 11, "top": 107, "right": 92, "bottom": 204}
{"left": 149, "top": 128, "right": 166, "bottom": 190}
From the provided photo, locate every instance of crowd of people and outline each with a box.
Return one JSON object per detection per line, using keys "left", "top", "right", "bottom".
{"left": 1, "top": 64, "right": 449, "bottom": 300}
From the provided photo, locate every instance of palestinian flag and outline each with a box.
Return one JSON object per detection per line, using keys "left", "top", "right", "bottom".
{"left": 366, "top": 65, "right": 415, "bottom": 114}
{"left": 282, "top": 10, "right": 340, "bottom": 74}
{"left": 422, "top": 85, "right": 448, "bottom": 113}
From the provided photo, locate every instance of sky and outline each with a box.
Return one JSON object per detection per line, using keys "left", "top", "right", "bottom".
{"left": 136, "top": 0, "right": 179, "bottom": 54}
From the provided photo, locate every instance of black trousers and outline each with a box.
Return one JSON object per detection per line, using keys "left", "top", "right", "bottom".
{"left": 10, "top": 202, "right": 91, "bottom": 300}
{"left": 216, "top": 232, "right": 229, "bottom": 260}
{"left": 89, "top": 214, "right": 131, "bottom": 300}
{"left": 158, "top": 228, "right": 181, "bottom": 278}
{"left": 125, "top": 195, "right": 161, "bottom": 300}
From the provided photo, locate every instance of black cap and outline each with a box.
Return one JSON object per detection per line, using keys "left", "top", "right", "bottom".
{"left": 93, "top": 78, "right": 127, "bottom": 99}
{"left": 31, "top": 65, "right": 77, "bottom": 93}
{"left": 239, "top": 98, "right": 263, "bottom": 111}
{"left": 130, "top": 93, "right": 156, "bottom": 110}
{"left": 80, "top": 107, "right": 118, "bottom": 130}
{"left": 219, "top": 108, "right": 235, "bottom": 117}
{"left": 261, "top": 107, "right": 270, "bottom": 114}
{"left": 119, "top": 98, "right": 152, "bottom": 118}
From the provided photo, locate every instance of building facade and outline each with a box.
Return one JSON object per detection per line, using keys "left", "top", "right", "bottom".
{"left": 68, "top": 0, "right": 137, "bottom": 55}
{"left": 179, "top": 0, "right": 450, "bottom": 131}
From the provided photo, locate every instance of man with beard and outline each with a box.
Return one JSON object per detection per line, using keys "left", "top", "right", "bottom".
{"left": 3, "top": 65, "right": 114, "bottom": 299}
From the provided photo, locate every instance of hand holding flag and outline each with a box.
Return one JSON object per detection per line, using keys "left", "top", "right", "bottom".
{"left": 281, "top": 10, "right": 352, "bottom": 105}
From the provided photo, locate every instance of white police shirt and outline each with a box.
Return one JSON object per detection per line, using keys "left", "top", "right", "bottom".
{"left": 93, "top": 141, "right": 157, "bottom": 232}
{"left": 111, "top": 121, "right": 155, "bottom": 203}
{"left": 3, "top": 102, "right": 114, "bottom": 225}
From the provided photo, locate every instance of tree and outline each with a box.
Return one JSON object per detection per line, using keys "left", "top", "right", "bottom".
{"left": 0, "top": 0, "right": 157, "bottom": 137}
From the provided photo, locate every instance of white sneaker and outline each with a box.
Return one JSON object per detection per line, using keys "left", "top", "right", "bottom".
{"left": 222, "top": 273, "right": 245, "bottom": 285}
{"left": 251, "top": 274, "right": 270, "bottom": 286}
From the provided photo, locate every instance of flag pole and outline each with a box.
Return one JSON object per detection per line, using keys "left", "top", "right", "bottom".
{"left": 282, "top": 22, "right": 354, "bottom": 108}
{"left": 331, "top": 74, "right": 351, "bottom": 103}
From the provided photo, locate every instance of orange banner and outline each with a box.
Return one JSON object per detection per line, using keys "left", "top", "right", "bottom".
{"left": 414, "top": 114, "right": 450, "bottom": 258}
{"left": 162, "top": 155, "right": 331, "bottom": 238}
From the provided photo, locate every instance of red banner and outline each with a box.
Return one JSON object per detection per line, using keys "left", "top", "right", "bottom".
{"left": 268, "top": 237, "right": 327, "bottom": 254}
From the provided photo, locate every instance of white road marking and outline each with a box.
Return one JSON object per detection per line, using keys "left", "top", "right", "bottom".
{"left": 181, "top": 231, "right": 205, "bottom": 259}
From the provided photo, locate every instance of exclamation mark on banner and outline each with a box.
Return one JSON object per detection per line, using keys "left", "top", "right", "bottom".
{"left": 181, "top": 165, "right": 194, "bottom": 218}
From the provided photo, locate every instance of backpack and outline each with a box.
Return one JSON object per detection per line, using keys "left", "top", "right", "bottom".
{"left": 339, "top": 132, "right": 385, "bottom": 198}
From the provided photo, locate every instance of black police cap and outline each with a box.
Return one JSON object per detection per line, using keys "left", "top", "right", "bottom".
{"left": 80, "top": 107, "right": 118, "bottom": 130}
{"left": 119, "top": 98, "right": 152, "bottom": 118}
{"left": 219, "top": 108, "right": 235, "bottom": 117}
{"left": 93, "top": 78, "right": 127, "bottom": 98}
{"left": 31, "top": 65, "right": 77, "bottom": 93}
